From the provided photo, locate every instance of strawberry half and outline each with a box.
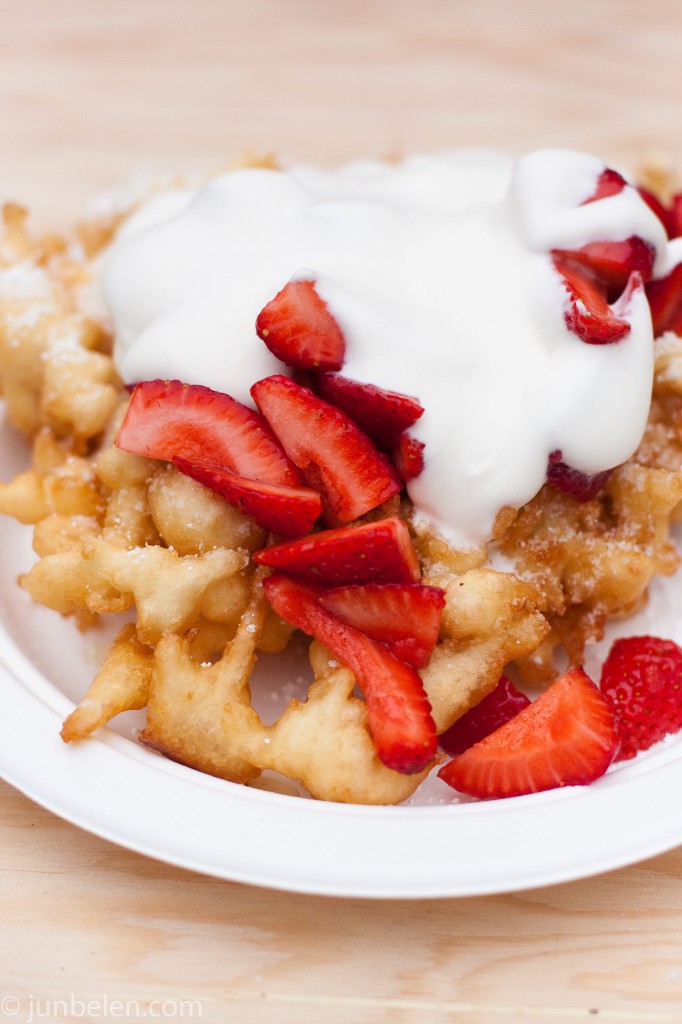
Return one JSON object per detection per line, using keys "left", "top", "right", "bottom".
{"left": 600, "top": 635, "right": 682, "bottom": 761}
{"left": 439, "top": 675, "right": 531, "bottom": 757}
{"left": 251, "top": 374, "right": 401, "bottom": 524}
{"left": 256, "top": 279, "right": 346, "bottom": 372}
{"left": 116, "top": 379, "right": 300, "bottom": 487}
{"left": 263, "top": 572, "right": 437, "bottom": 773}
{"left": 438, "top": 667, "right": 618, "bottom": 799}
{"left": 319, "top": 582, "right": 445, "bottom": 668}
{"left": 313, "top": 373, "right": 424, "bottom": 450}
{"left": 252, "top": 517, "right": 421, "bottom": 584}
{"left": 173, "top": 458, "right": 321, "bottom": 537}
{"left": 646, "top": 263, "right": 682, "bottom": 337}
{"left": 546, "top": 449, "right": 612, "bottom": 502}
{"left": 553, "top": 258, "right": 632, "bottom": 345}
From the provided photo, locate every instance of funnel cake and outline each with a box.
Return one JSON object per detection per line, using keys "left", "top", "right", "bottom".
{"left": 1, "top": 149, "right": 682, "bottom": 803}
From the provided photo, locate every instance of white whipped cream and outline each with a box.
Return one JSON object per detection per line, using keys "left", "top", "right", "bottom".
{"left": 103, "top": 149, "right": 671, "bottom": 549}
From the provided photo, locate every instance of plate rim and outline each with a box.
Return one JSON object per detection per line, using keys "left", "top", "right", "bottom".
{"left": 2, "top": 624, "right": 682, "bottom": 899}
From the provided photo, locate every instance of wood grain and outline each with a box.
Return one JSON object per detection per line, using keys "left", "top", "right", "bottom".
{"left": 3, "top": 777, "right": 682, "bottom": 1022}
{"left": 2, "top": 1, "right": 682, "bottom": 1020}
{"left": 2, "top": 0, "right": 682, "bottom": 226}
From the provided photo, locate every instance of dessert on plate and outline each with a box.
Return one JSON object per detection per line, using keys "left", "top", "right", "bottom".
{"left": 1, "top": 148, "right": 682, "bottom": 804}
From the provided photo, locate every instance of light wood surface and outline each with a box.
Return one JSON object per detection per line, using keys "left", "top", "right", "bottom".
{"left": 2, "top": 1, "right": 682, "bottom": 1020}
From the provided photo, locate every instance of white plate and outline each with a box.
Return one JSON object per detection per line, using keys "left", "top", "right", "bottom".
{"left": 2, "top": 415, "right": 682, "bottom": 898}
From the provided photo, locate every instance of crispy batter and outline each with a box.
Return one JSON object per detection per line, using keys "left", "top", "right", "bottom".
{"left": 61, "top": 624, "right": 154, "bottom": 741}
{"left": 21, "top": 537, "right": 249, "bottom": 644}
{"left": 140, "top": 572, "right": 267, "bottom": 784}
{"left": 422, "top": 569, "right": 550, "bottom": 730}
{"left": 147, "top": 464, "right": 266, "bottom": 555}
{"left": 225, "top": 641, "right": 431, "bottom": 804}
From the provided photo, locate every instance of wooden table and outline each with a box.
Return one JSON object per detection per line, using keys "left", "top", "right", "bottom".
{"left": 2, "top": 1, "right": 682, "bottom": 1020}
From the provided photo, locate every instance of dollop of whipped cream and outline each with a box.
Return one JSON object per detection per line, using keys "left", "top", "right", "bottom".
{"left": 103, "top": 149, "right": 672, "bottom": 549}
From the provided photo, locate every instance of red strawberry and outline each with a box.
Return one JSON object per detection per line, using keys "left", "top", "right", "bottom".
{"left": 439, "top": 675, "right": 531, "bottom": 757}
{"left": 583, "top": 167, "right": 627, "bottom": 205}
{"left": 553, "top": 258, "right": 632, "bottom": 345}
{"left": 263, "top": 572, "right": 437, "bottom": 773}
{"left": 638, "top": 187, "right": 682, "bottom": 240}
{"left": 638, "top": 186, "right": 677, "bottom": 238}
{"left": 319, "top": 582, "right": 445, "bottom": 668}
{"left": 173, "top": 458, "right": 321, "bottom": 537}
{"left": 438, "top": 667, "right": 618, "bottom": 799}
{"left": 255, "top": 279, "right": 346, "bottom": 372}
{"left": 646, "top": 263, "right": 682, "bottom": 337}
{"left": 546, "top": 449, "right": 612, "bottom": 502}
{"left": 116, "top": 379, "right": 300, "bottom": 487}
{"left": 252, "top": 516, "right": 421, "bottom": 584}
{"left": 393, "top": 433, "right": 425, "bottom": 481}
{"left": 600, "top": 635, "right": 682, "bottom": 761}
{"left": 313, "top": 373, "right": 424, "bottom": 450}
{"left": 672, "top": 194, "right": 682, "bottom": 239}
{"left": 551, "top": 237, "right": 655, "bottom": 297}
{"left": 251, "top": 374, "right": 401, "bottom": 524}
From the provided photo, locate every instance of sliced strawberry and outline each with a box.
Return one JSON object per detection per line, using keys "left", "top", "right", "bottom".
{"left": 116, "top": 379, "right": 300, "bottom": 487}
{"left": 637, "top": 187, "right": 682, "bottom": 240}
{"left": 252, "top": 517, "right": 421, "bottom": 584}
{"left": 672, "top": 194, "right": 682, "bottom": 240}
{"left": 646, "top": 263, "right": 682, "bottom": 337}
{"left": 263, "top": 572, "right": 437, "bottom": 773}
{"left": 319, "top": 582, "right": 445, "bottom": 668}
{"left": 551, "top": 237, "right": 655, "bottom": 297}
{"left": 583, "top": 167, "right": 627, "bottom": 205}
{"left": 393, "top": 433, "right": 425, "bottom": 481}
{"left": 439, "top": 675, "right": 531, "bottom": 757}
{"left": 600, "top": 635, "right": 682, "bottom": 761}
{"left": 553, "top": 258, "right": 632, "bottom": 344}
{"left": 638, "top": 186, "right": 676, "bottom": 237}
{"left": 546, "top": 449, "right": 612, "bottom": 502}
{"left": 438, "top": 667, "right": 618, "bottom": 799}
{"left": 173, "top": 458, "right": 321, "bottom": 537}
{"left": 255, "top": 279, "right": 346, "bottom": 372}
{"left": 313, "top": 374, "right": 424, "bottom": 450}
{"left": 251, "top": 374, "right": 401, "bottom": 524}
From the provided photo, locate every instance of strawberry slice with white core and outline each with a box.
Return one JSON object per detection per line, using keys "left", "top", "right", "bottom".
{"left": 116, "top": 379, "right": 301, "bottom": 487}
{"left": 256, "top": 278, "right": 346, "bottom": 372}
{"left": 250, "top": 374, "right": 401, "bottom": 524}
{"left": 252, "top": 517, "right": 421, "bottom": 584}
{"left": 263, "top": 572, "right": 437, "bottom": 774}
{"left": 313, "top": 373, "right": 424, "bottom": 451}
{"left": 173, "top": 458, "right": 322, "bottom": 537}
{"left": 319, "top": 582, "right": 445, "bottom": 668}
{"left": 552, "top": 258, "right": 633, "bottom": 345}
{"left": 438, "top": 667, "right": 618, "bottom": 799}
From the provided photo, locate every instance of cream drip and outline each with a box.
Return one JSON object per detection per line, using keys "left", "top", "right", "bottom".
{"left": 103, "top": 149, "right": 671, "bottom": 548}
